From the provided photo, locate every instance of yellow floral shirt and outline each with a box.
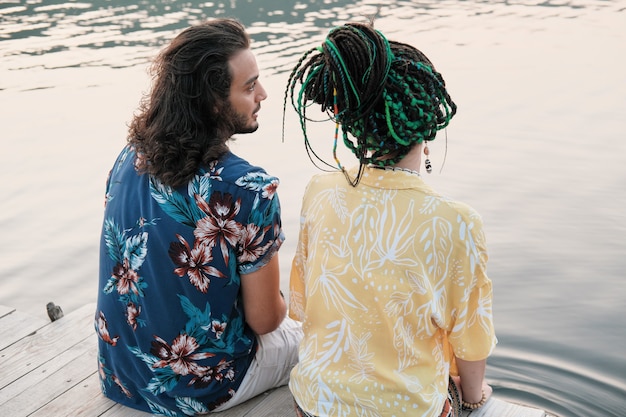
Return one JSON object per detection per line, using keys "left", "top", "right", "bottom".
{"left": 289, "top": 166, "right": 497, "bottom": 417}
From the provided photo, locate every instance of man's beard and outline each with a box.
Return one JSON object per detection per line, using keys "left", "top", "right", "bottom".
{"left": 223, "top": 102, "right": 259, "bottom": 135}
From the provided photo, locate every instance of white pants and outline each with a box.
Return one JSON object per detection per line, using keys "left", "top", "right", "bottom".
{"left": 212, "top": 316, "right": 303, "bottom": 412}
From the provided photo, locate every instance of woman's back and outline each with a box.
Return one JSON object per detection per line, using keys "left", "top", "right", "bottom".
{"left": 289, "top": 167, "right": 495, "bottom": 417}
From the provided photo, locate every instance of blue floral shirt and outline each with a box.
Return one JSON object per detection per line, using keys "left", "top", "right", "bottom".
{"left": 95, "top": 146, "right": 284, "bottom": 415}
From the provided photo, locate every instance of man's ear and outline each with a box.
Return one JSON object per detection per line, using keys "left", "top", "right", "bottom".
{"left": 213, "top": 97, "right": 228, "bottom": 115}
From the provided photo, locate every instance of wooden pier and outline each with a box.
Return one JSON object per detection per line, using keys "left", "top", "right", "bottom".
{"left": 0, "top": 303, "right": 555, "bottom": 417}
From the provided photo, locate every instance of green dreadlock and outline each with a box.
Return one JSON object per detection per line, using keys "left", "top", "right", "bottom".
{"left": 283, "top": 22, "right": 457, "bottom": 185}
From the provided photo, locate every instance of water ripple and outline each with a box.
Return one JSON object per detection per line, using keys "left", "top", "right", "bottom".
{"left": 490, "top": 341, "right": 626, "bottom": 417}
{"left": 2, "top": 0, "right": 620, "bottom": 73}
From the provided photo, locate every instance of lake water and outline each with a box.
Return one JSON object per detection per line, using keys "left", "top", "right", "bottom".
{"left": 1, "top": 1, "right": 625, "bottom": 416}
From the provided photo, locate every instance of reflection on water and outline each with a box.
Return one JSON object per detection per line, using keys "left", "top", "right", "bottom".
{"left": 1, "top": 0, "right": 367, "bottom": 77}
{"left": 3, "top": 0, "right": 620, "bottom": 79}
{"left": 1, "top": 1, "right": 625, "bottom": 416}
{"left": 491, "top": 339, "right": 626, "bottom": 417}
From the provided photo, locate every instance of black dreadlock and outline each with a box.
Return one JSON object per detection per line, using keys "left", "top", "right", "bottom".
{"left": 283, "top": 22, "right": 457, "bottom": 186}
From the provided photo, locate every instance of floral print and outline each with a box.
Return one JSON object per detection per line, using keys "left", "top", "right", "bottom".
{"left": 169, "top": 234, "right": 225, "bottom": 293}
{"left": 289, "top": 167, "right": 496, "bottom": 417}
{"left": 194, "top": 192, "right": 242, "bottom": 264}
{"left": 96, "top": 147, "right": 283, "bottom": 416}
{"left": 151, "top": 333, "right": 215, "bottom": 376}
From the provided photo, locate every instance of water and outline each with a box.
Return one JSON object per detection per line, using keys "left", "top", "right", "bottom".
{"left": 1, "top": 1, "right": 625, "bottom": 416}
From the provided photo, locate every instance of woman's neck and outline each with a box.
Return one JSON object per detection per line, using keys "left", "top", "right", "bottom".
{"left": 393, "top": 142, "right": 423, "bottom": 173}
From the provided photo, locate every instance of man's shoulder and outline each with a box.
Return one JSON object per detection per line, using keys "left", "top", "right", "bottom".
{"left": 217, "top": 152, "right": 271, "bottom": 177}
{"left": 209, "top": 152, "right": 280, "bottom": 198}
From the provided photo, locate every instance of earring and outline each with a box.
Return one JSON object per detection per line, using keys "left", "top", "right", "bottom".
{"left": 424, "top": 142, "right": 432, "bottom": 174}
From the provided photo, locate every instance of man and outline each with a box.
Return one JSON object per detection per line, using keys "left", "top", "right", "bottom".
{"left": 95, "top": 18, "right": 302, "bottom": 415}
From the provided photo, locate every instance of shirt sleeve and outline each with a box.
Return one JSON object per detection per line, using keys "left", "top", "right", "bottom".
{"left": 447, "top": 213, "right": 497, "bottom": 361}
{"left": 288, "top": 202, "right": 309, "bottom": 322}
{"left": 289, "top": 183, "right": 313, "bottom": 321}
{"left": 236, "top": 178, "right": 285, "bottom": 275}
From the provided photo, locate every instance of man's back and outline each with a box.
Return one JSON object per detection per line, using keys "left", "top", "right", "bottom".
{"left": 96, "top": 147, "right": 284, "bottom": 414}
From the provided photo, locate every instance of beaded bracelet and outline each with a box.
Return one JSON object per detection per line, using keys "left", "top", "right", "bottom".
{"left": 461, "top": 391, "right": 487, "bottom": 410}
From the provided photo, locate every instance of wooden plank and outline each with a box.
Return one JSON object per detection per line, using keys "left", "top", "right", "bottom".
{"left": 0, "top": 309, "right": 48, "bottom": 351}
{"left": 100, "top": 402, "right": 154, "bottom": 417}
{"left": 28, "top": 371, "right": 115, "bottom": 417}
{"left": 212, "top": 386, "right": 294, "bottom": 417}
{"left": 239, "top": 386, "right": 295, "bottom": 417}
{"left": 104, "top": 384, "right": 551, "bottom": 417}
{"left": 0, "top": 305, "right": 15, "bottom": 318}
{"left": 213, "top": 389, "right": 552, "bottom": 417}
{"left": 0, "top": 303, "right": 95, "bottom": 389}
{"left": 462, "top": 397, "right": 547, "bottom": 417}
{"left": 0, "top": 340, "right": 98, "bottom": 416}
{"left": 0, "top": 335, "right": 94, "bottom": 405}
{"left": 99, "top": 385, "right": 294, "bottom": 417}
{"left": 0, "top": 303, "right": 557, "bottom": 417}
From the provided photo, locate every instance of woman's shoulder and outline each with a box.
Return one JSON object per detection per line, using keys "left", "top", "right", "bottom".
{"left": 434, "top": 193, "right": 484, "bottom": 227}
{"left": 306, "top": 169, "right": 366, "bottom": 186}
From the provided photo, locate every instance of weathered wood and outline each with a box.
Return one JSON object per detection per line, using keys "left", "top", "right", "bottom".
{"left": 0, "top": 343, "right": 95, "bottom": 416}
{"left": 98, "top": 385, "right": 295, "bottom": 417}
{"left": 100, "top": 402, "right": 154, "bottom": 417}
{"left": 0, "top": 304, "right": 557, "bottom": 417}
{"left": 213, "top": 386, "right": 295, "bottom": 417}
{"left": 0, "top": 308, "right": 48, "bottom": 351}
{"left": 28, "top": 371, "right": 113, "bottom": 417}
{"left": 0, "top": 303, "right": 95, "bottom": 389}
{"left": 462, "top": 397, "right": 551, "bottom": 417}
{"left": 0, "top": 305, "right": 15, "bottom": 318}
{"left": 0, "top": 337, "right": 94, "bottom": 407}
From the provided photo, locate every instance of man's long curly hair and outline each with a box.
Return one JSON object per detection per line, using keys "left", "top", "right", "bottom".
{"left": 129, "top": 19, "right": 250, "bottom": 188}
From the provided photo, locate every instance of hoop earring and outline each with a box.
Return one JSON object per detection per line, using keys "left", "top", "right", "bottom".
{"left": 424, "top": 142, "right": 432, "bottom": 174}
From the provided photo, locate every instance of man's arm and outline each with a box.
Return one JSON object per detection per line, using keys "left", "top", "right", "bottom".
{"left": 240, "top": 254, "right": 286, "bottom": 335}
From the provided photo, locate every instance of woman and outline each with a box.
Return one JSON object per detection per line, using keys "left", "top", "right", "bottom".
{"left": 284, "top": 22, "right": 497, "bottom": 417}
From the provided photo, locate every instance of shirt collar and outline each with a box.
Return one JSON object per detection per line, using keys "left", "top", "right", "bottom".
{"left": 350, "top": 165, "right": 430, "bottom": 191}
